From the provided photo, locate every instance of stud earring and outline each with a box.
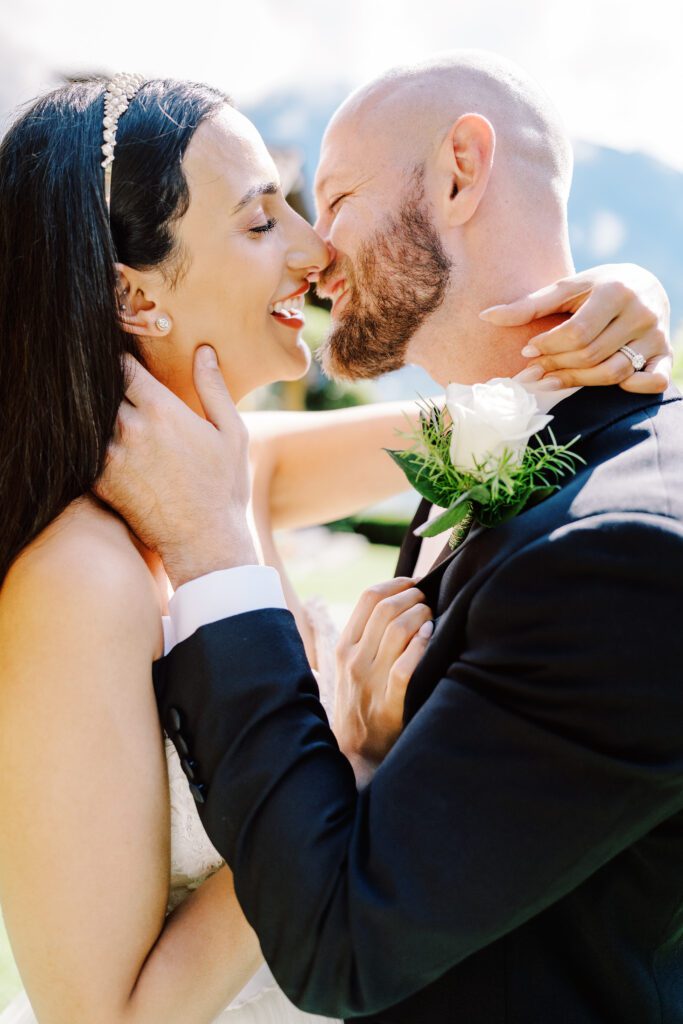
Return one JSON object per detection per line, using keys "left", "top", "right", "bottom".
{"left": 155, "top": 317, "right": 171, "bottom": 332}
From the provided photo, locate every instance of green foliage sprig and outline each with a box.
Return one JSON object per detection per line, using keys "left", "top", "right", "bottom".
{"left": 386, "top": 398, "right": 585, "bottom": 550}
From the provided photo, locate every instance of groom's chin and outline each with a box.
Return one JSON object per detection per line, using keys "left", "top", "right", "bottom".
{"left": 317, "top": 336, "right": 350, "bottom": 382}
{"left": 317, "top": 334, "right": 390, "bottom": 384}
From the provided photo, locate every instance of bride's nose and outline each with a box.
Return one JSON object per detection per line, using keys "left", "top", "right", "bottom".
{"left": 287, "top": 216, "right": 332, "bottom": 277}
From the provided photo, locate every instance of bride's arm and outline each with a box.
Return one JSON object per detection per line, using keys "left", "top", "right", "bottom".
{"left": 0, "top": 532, "right": 261, "bottom": 1024}
{"left": 245, "top": 265, "right": 674, "bottom": 533}
{"left": 244, "top": 399, "right": 425, "bottom": 531}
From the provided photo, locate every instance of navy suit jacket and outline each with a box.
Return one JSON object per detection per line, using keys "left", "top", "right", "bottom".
{"left": 154, "top": 385, "right": 683, "bottom": 1022}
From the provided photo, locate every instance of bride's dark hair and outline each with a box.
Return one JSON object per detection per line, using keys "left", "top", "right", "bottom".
{"left": 0, "top": 78, "right": 229, "bottom": 584}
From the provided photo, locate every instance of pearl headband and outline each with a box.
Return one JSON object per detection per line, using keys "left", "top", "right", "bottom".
{"left": 101, "top": 73, "right": 146, "bottom": 211}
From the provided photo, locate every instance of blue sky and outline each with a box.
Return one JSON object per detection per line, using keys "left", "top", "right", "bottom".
{"left": 1, "top": 0, "right": 682, "bottom": 170}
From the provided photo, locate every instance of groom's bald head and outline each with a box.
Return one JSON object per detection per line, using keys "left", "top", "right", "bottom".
{"left": 321, "top": 50, "right": 573, "bottom": 208}
{"left": 314, "top": 51, "right": 574, "bottom": 384}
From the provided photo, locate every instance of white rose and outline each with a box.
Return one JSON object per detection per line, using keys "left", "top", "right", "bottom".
{"left": 445, "top": 378, "right": 553, "bottom": 477}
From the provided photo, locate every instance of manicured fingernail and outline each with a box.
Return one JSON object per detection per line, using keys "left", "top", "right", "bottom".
{"left": 479, "top": 304, "right": 505, "bottom": 320}
{"left": 537, "top": 376, "right": 563, "bottom": 391}
{"left": 521, "top": 344, "right": 541, "bottom": 358}
{"left": 516, "top": 365, "right": 544, "bottom": 382}
{"left": 197, "top": 345, "right": 217, "bottom": 367}
{"left": 418, "top": 620, "right": 434, "bottom": 639}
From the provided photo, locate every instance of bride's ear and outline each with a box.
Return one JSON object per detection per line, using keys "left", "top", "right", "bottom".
{"left": 115, "top": 263, "right": 173, "bottom": 338}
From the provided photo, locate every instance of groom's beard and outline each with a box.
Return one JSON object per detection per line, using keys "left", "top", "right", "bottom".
{"left": 317, "top": 186, "right": 451, "bottom": 382}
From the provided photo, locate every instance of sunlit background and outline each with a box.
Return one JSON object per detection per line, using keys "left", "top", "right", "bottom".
{"left": 2, "top": 0, "right": 682, "bottom": 332}
{"left": 1, "top": 1, "right": 682, "bottom": 1004}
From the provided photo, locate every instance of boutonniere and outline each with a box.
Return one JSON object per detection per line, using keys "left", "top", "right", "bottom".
{"left": 387, "top": 379, "right": 585, "bottom": 551}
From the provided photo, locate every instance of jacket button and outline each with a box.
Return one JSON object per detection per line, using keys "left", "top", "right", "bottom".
{"left": 168, "top": 707, "right": 182, "bottom": 733}
{"left": 189, "top": 782, "right": 206, "bottom": 805}
{"left": 176, "top": 733, "right": 190, "bottom": 758}
{"left": 181, "top": 759, "right": 198, "bottom": 782}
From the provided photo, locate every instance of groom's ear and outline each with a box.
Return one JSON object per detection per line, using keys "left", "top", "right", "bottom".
{"left": 437, "top": 114, "right": 495, "bottom": 228}
{"left": 114, "top": 263, "right": 174, "bottom": 339}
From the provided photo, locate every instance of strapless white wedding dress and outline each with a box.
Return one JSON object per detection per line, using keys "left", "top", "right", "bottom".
{"left": 1, "top": 599, "right": 341, "bottom": 1024}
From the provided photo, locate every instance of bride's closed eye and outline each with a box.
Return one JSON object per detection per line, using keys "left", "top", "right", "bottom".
{"left": 249, "top": 217, "right": 279, "bottom": 235}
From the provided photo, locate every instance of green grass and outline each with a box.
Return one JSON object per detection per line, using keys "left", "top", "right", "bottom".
{"left": 286, "top": 539, "right": 399, "bottom": 607}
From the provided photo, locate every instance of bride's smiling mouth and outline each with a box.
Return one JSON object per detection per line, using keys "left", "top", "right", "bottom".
{"left": 269, "top": 284, "right": 308, "bottom": 330}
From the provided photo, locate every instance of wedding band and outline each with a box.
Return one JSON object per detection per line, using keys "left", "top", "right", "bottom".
{"left": 618, "top": 345, "right": 646, "bottom": 372}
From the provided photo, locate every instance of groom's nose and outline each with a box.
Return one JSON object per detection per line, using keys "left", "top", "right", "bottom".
{"left": 313, "top": 206, "right": 333, "bottom": 241}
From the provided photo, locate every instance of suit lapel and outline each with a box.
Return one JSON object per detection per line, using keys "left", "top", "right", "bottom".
{"left": 402, "top": 384, "right": 681, "bottom": 714}
{"left": 394, "top": 497, "right": 432, "bottom": 577}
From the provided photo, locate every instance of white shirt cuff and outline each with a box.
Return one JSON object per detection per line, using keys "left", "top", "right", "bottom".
{"left": 167, "top": 565, "right": 287, "bottom": 648}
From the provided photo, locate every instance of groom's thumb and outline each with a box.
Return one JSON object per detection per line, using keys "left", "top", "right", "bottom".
{"left": 193, "top": 345, "right": 236, "bottom": 430}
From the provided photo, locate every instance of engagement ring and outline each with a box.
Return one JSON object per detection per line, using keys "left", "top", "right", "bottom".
{"left": 618, "top": 345, "right": 646, "bottom": 372}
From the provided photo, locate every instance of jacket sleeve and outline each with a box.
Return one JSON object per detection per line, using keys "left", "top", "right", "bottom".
{"left": 153, "top": 512, "right": 683, "bottom": 1018}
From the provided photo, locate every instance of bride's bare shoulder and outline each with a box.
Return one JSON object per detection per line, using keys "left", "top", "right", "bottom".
{"left": 0, "top": 496, "right": 164, "bottom": 662}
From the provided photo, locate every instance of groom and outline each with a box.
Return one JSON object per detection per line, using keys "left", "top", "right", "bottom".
{"left": 101, "top": 54, "right": 683, "bottom": 1022}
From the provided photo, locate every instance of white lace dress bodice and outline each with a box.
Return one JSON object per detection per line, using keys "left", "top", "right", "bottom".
{"left": 0, "top": 599, "right": 341, "bottom": 1024}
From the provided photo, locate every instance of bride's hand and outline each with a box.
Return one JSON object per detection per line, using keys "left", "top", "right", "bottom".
{"left": 334, "top": 577, "right": 433, "bottom": 783}
{"left": 481, "top": 263, "right": 672, "bottom": 393}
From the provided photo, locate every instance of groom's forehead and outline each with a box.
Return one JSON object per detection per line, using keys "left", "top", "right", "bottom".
{"left": 315, "top": 113, "right": 399, "bottom": 195}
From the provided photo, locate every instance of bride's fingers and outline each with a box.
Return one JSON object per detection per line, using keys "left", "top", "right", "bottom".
{"left": 619, "top": 353, "right": 673, "bottom": 395}
{"left": 531, "top": 326, "right": 671, "bottom": 393}
{"left": 527, "top": 322, "right": 661, "bottom": 375}
{"left": 530, "top": 344, "right": 659, "bottom": 390}
{"left": 374, "top": 602, "right": 433, "bottom": 673}
{"left": 386, "top": 620, "right": 434, "bottom": 716}
{"left": 340, "top": 578, "right": 417, "bottom": 647}
{"left": 479, "top": 278, "right": 592, "bottom": 326}
{"left": 521, "top": 295, "right": 640, "bottom": 359}
{"left": 354, "top": 587, "right": 427, "bottom": 671}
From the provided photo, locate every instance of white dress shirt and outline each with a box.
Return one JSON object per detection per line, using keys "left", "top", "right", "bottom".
{"left": 165, "top": 565, "right": 287, "bottom": 653}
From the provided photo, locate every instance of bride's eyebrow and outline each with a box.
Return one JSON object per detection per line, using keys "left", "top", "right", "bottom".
{"left": 231, "top": 181, "right": 279, "bottom": 215}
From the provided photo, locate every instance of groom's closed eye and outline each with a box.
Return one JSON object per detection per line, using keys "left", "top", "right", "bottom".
{"left": 329, "top": 194, "right": 350, "bottom": 213}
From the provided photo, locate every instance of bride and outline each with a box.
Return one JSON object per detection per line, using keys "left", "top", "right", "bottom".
{"left": 0, "top": 75, "right": 672, "bottom": 1023}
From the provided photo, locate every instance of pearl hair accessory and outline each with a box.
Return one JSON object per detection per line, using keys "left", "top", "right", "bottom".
{"left": 101, "top": 72, "right": 146, "bottom": 210}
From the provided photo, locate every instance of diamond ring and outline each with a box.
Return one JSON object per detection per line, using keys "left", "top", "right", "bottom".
{"left": 618, "top": 345, "right": 646, "bottom": 372}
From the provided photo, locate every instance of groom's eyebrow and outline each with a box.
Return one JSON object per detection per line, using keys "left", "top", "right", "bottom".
{"left": 232, "top": 181, "right": 279, "bottom": 214}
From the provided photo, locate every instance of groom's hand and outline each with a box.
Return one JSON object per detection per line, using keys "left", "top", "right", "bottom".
{"left": 334, "top": 578, "right": 433, "bottom": 784}
{"left": 95, "top": 347, "right": 257, "bottom": 589}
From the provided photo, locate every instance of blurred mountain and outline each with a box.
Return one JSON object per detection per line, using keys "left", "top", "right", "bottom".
{"left": 2, "top": 68, "right": 679, "bottom": 335}
{"left": 246, "top": 88, "right": 683, "bottom": 333}
{"left": 569, "top": 141, "right": 683, "bottom": 329}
